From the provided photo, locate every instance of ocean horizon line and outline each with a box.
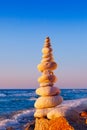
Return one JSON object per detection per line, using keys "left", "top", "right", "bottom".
{"left": 0, "top": 88, "right": 87, "bottom": 90}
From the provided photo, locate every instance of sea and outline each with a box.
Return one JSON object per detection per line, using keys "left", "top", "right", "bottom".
{"left": 0, "top": 89, "right": 87, "bottom": 130}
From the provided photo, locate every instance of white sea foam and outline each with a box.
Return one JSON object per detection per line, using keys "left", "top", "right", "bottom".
{"left": 0, "top": 94, "right": 6, "bottom": 97}
{"left": 0, "top": 109, "right": 35, "bottom": 130}
{"left": 9, "top": 92, "right": 36, "bottom": 97}
{"left": 0, "top": 119, "right": 19, "bottom": 130}
{"left": 60, "top": 98, "right": 87, "bottom": 109}
{"left": 29, "top": 97, "right": 37, "bottom": 101}
{"left": 13, "top": 109, "right": 35, "bottom": 120}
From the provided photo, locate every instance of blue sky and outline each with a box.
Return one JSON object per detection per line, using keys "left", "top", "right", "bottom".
{"left": 0, "top": 0, "right": 87, "bottom": 88}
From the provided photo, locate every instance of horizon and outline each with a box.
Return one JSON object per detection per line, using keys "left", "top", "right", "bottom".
{"left": 0, "top": 88, "right": 87, "bottom": 89}
{"left": 0, "top": 0, "right": 87, "bottom": 89}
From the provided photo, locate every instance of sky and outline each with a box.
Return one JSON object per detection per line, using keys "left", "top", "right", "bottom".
{"left": 0, "top": 0, "right": 87, "bottom": 89}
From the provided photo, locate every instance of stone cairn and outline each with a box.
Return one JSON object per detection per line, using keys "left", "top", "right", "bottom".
{"left": 34, "top": 37, "right": 63, "bottom": 118}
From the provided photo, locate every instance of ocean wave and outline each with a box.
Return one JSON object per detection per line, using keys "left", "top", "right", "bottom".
{"left": 0, "top": 109, "right": 35, "bottom": 130}
{"left": 0, "top": 119, "right": 19, "bottom": 130}
{"left": 13, "top": 109, "right": 35, "bottom": 121}
{"left": 9, "top": 93, "right": 36, "bottom": 97}
{"left": 28, "top": 97, "right": 37, "bottom": 101}
{"left": 0, "top": 94, "right": 6, "bottom": 97}
{"left": 61, "top": 97, "right": 87, "bottom": 108}
{"left": 0, "top": 91, "right": 36, "bottom": 98}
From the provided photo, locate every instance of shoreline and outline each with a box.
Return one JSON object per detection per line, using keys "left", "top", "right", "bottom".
{"left": 6, "top": 115, "right": 87, "bottom": 130}
{"left": 1, "top": 98, "right": 86, "bottom": 130}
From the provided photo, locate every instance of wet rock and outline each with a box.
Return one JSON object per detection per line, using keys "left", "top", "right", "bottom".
{"left": 24, "top": 121, "right": 35, "bottom": 130}
{"left": 6, "top": 127, "right": 14, "bottom": 130}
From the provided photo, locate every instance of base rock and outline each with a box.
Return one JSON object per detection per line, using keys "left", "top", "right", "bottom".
{"left": 34, "top": 117, "right": 74, "bottom": 130}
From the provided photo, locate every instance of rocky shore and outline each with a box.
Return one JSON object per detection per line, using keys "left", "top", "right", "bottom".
{"left": 6, "top": 98, "right": 87, "bottom": 130}
{"left": 6, "top": 115, "right": 87, "bottom": 130}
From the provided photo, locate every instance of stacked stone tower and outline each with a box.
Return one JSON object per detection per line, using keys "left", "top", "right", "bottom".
{"left": 34, "top": 37, "right": 63, "bottom": 118}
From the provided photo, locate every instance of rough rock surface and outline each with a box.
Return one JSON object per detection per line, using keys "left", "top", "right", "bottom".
{"left": 6, "top": 127, "right": 14, "bottom": 130}
{"left": 24, "top": 121, "right": 35, "bottom": 130}
{"left": 34, "top": 117, "right": 74, "bottom": 130}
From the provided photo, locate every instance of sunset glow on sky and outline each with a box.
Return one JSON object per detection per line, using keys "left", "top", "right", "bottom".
{"left": 0, "top": 0, "right": 87, "bottom": 88}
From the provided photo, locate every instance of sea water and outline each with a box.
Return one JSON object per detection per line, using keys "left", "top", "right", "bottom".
{"left": 0, "top": 89, "right": 87, "bottom": 130}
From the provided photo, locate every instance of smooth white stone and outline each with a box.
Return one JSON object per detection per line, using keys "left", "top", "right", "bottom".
{"left": 41, "top": 57, "right": 54, "bottom": 63}
{"left": 47, "top": 106, "right": 79, "bottom": 120}
{"left": 36, "top": 86, "right": 60, "bottom": 96}
{"left": 42, "top": 53, "right": 52, "bottom": 58}
{"left": 40, "top": 82, "right": 53, "bottom": 87}
{"left": 38, "top": 74, "right": 57, "bottom": 83}
{"left": 47, "top": 98, "right": 87, "bottom": 120}
{"left": 42, "top": 47, "right": 52, "bottom": 54}
{"left": 37, "top": 61, "right": 57, "bottom": 72}
{"left": 34, "top": 107, "right": 54, "bottom": 118}
{"left": 34, "top": 95, "right": 63, "bottom": 109}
